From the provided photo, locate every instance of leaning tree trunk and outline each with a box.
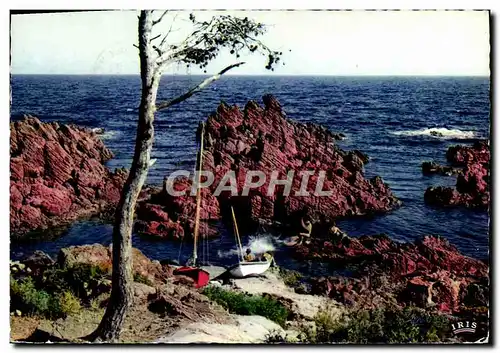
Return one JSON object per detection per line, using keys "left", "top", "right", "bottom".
{"left": 88, "top": 11, "right": 160, "bottom": 342}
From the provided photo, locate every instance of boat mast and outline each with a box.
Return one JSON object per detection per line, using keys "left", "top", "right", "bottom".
{"left": 192, "top": 123, "right": 205, "bottom": 266}
{"left": 231, "top": 206, "right": 244, "bottom": 261}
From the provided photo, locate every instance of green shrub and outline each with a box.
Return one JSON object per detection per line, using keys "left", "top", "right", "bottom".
{"left": 42, "top": 268, "right": 71, "bottom": 293}
{"left": 313, "top": 305, "right": 344, "bottom": 342}
{"left": 69, "top": 263, "right": 108, "bottom": 281}
{"left": 11, "top": 270, "right": 86, "bottom": 319}
{"left": 65, "top": 263, "right": 109, "bottom": 298}
{"left": 279, "top": 268, "right": 302, "bottom": 287}
{"left": 10, "top": 276, "right": 60, "bottom": 317}
{"left": 202, "top": 286, "right": 289, "bottom": 327}
{"left": 264, "top": 329, "right": 293, "bottom": 344}
{"left": 134, "top": 273, "right": 154, "bottom": 287}
{"left": 11, "top": 277, "right": 48, "bottom": 314}
{"left": 42, "top": 263, "right": 109, "bottom": 300}
{"left": 308, "top": 306, "right": 451, "bottom": 344}
{"left": 57, "top": 291, "right": 81, "bottom": 316}
{"left": 10, "top": 262, "right": 109, "bottom": 319}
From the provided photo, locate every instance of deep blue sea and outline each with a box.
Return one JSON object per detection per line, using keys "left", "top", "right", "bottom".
{"left": 10, "top": 75, "right": 491, "bottom": 275}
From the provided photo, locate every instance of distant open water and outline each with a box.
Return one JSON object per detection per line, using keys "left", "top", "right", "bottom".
{"left": 10, "top": 75, "right": 490, "bottom": 275}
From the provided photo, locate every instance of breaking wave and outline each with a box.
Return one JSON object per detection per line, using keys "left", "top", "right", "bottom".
{"left": 217, "top": 234, "right": 277, "bottom": 259}
{"left": 392, "top": 127, "right": 478, "bottom": 140}
{"left": 93, "top": 128, "right": 120, "bottom": 140}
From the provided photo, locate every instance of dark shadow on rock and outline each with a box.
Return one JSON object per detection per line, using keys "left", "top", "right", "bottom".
{"left": 15, "top": 329, "right": 67, "bottom": 344}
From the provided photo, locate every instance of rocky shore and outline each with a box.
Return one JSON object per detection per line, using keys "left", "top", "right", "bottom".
{"left": 10, "top": 116, "right": 127, "bottom": 238}
{"left": 136, "top": 96, "right": 401, "bottom": 240}
{"left": 292, "top": 234, "right": 488, "bottom": 316}
{"left": 424, "top": 140, "right": 490, "bottom": 209}
{"left": 10, "top": 242, "right": 488, "bottom": 343}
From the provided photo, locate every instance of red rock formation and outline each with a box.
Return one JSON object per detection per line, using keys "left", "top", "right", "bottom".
{"left": 134, "top": 177, "right": 220, "bottom": 239}
{"left": 136, "top": 96, "right": 400, "bottom": 239}
{"left": 425, "top": 141, "right": 490, "bottom": 209}
{"left": 10, "top": 116, "right": 127, "bottom": 237}
{"left": 447, "top": 140, "right": 490, "bottom": 166}
{"left": 202, "top": 95, "right": 400, "bottom": 221}
{"left": 298, "top": 234, "right": 489, "bottom": 314}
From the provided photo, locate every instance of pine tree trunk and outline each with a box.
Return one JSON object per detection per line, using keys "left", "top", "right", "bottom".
{"left": 88, "top": 11, "right": 160, "bottom": 342}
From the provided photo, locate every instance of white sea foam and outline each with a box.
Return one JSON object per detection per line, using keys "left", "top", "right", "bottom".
{"left": 392, "top": 127, "right": 477, "bottom": 140}
{"left": 217, "top": 233, "right": 277, "bottom": 259}
{"left": 91, "top": 127, "right": 105, "bottom": 134}
{"left": 94, "top": 129, "right": 120, "bottom": 140}
{"left": 126, "top": 108, "right": 134, "bottom": 112}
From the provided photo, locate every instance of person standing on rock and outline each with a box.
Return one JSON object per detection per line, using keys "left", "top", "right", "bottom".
{"left": 297, "top": 216, "right": 313, "bottom": 245}
{"left": 329, "top": 221, "right": 349, "bottom": 245}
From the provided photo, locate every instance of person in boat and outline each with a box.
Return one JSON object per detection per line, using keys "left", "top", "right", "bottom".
{"left": 260, "top": 252, "right": 276, "bottom": 267}
{"left": 261, "top": 252, "right": 272, "bottom": 261}
{"left": 260, "top": 252, "right": 273, "bottom": 262}
{"left": 243, "top": 248, "right": 256, "bottom": 262}
{"left": 329, "top": 221, "right": 349, "bottom": 245}
{"left": 297, "top": 216, "right": 313, "bottom": 245}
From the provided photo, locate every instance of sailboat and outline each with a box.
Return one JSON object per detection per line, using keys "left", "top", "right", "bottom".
{"left": 174, "top": 122, "right": 272, "bottom": 284}
{"left": 228, "top": 206, "right": 273, "bottom": 278}
{"left": 173, "top": 123, "right": 210, "bottom": 288}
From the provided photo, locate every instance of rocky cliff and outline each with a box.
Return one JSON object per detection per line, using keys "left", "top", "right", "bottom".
{"left": 136, "top": 96, "right": 401, "bottom": 239}
{"left": 10, "top": 116, "right": 127, "bottom": 237}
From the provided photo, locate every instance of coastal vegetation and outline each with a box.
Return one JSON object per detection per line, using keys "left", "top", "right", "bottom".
{"left": 202, "top": 286, "right": 289, "bottom": 327}
{"left": 278, "top": 267, "right": 303, "bottom": 287}
{"left": 266, "top": 305, "right": 451, "bottom": 344}
{"left": 10, "top": 260, "right": 113, "bottom": 319}
{"left": 312, "top": 305, "right": 450, "bottom": 344}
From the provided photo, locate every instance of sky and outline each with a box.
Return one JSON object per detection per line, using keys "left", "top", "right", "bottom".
{"left": 10, "top": 10, "right": 490, "bottom": 76}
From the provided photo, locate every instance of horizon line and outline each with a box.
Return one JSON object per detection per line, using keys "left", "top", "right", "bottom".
{"left": 10, "top": 73, "right": 491, "bottom": 78}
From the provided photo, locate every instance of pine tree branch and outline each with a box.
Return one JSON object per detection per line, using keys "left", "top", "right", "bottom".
{"left": 158, "top": 13, "right": 179, "bottom": 48}
{"left": 156, "top": 62, "right": 245, "bottom": 111}
{"left": 152, "top": 10, "right": 169, "bottom": 26}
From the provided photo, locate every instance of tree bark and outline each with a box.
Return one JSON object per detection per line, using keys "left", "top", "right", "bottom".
{"left": 87, "top": 10, "right": 160, "bottom": 342}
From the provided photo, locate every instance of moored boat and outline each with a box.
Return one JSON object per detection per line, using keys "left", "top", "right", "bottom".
{"left": 227, "top": 205, "right": 273, "bottom": 278}
{"left": 228, "top": 260, "right": 272, "bottom": 278}
{"left": 173, "top": 123, "right": 211, "bottom": 288}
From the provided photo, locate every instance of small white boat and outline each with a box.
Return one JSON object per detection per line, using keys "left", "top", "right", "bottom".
{"left": 228, "top": 259, "right": 272, "bottom": 278}
{"left": 227, "top": 206, "right": 273, "bottom": 278}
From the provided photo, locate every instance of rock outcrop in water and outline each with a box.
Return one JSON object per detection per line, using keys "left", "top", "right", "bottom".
{"left": 134, "top": 177, "right": 221, "bottom": 239}
{"left": 136, "top": 96, "right": 400, "bottom": 239}
{"left": 203, "top": 96, "right": 400, "bottom": 220}
{"left": 424, "top": 141, "right": 490, "bottom": 209}
{"left": 10, "top": 116, "right": 127, "bottom": 237}
{"left": 295, "top": 234, "right": 489, "bottom": 316}
{"left": 421, "top": 161, "right": 461, "bottom": 176}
